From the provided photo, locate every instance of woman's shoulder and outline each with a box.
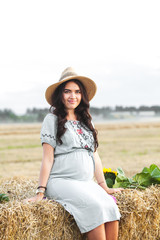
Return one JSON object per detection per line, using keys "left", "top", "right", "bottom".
{"left": 43, "top": 113, "right": 58, "bottom": 123}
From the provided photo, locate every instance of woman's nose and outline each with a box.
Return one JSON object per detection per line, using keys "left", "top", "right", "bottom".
{"left": 70, "top": 92, "right": 76, "bottom": 98}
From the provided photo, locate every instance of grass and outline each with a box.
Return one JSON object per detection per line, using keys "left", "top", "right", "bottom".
{"left": 0, "top": 144, "right": 40, "bottom": 150}
{"left": 0, "top": 121, "right": 160, "bottom": 178}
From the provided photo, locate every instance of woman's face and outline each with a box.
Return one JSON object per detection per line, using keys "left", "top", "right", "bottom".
{"left": 62, "top": 81, "right": 82, "bottom": 111}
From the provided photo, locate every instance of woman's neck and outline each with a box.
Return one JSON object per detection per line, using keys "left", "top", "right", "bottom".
{"left": 66, "top": 110, "right": 77, "bottom": 120}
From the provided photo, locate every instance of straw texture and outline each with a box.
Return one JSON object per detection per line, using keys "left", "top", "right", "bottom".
{"left": 0, "top": 177, "right": 160, "bottom": 240}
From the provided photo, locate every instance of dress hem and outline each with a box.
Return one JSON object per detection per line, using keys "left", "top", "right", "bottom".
{"left": 80, "top": 216, "right": 121, "bottom": 234}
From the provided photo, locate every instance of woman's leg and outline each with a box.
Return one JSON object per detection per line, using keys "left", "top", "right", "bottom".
{"left": 87, "top": 223, "right": 106, "bottom": 240}
{"left": 105, "top": 220, "right": 119, "bottom": 240}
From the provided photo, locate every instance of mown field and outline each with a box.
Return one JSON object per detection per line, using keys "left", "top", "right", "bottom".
{"left": 0, "top": 121, "right": 160, "bottom": 179}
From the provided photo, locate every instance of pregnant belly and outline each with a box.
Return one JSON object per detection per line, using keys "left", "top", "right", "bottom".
{"left": 49, "top": 151, "right": 94, "bottom": 180}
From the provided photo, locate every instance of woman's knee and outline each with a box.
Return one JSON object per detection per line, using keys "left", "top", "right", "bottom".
{"left": 87, "top": 224, "right": 106, "bottom": 240}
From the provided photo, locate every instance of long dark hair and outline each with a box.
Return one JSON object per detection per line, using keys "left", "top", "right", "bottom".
{"left": 49, "top": 79, "right": 98, "bottom": 151}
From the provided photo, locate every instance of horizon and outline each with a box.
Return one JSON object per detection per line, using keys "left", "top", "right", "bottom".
{"left": 1, "top": 104, "right": 160, "bottom": 116}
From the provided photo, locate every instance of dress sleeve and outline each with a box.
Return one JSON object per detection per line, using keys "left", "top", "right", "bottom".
{"left": 40, "top": 113, "right": 57, "bottom": 148}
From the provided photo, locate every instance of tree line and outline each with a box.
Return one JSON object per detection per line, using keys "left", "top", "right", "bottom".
{"left": 0, "top": 105, "right": 160, "bottom": 123}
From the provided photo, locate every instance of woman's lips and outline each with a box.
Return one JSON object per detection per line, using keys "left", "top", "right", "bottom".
{"left": 68, "top": 100, "right": 77, "bottom": 104}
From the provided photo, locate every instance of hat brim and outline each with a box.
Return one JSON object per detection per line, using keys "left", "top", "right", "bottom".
{"left": 45, "top": 75, "right": 97, "bottom": 105}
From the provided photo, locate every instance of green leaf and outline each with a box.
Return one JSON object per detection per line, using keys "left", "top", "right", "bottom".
{"left": 150, "top": 164, "right": 160, "bottom": 172}
{"left": 142, "top": 164, "right": 160, "bottom": 175}
{"left": 113, "top": 181, "right": 131, "bottom": 189}
{"left": 116, "top": 174, "right": 129, "bottom": 182}
{"left": 128, "top": 178, "right": 133, "bottom": 185}
{"left": 112, "top": 164, "right": 160, "bottom": 189}
{"left": 116, "top": 167, "right": 131, "bottom": 182}
{"left": 0, "top": 193, "right": 9, "bottom": 203}
{"left": 151, "top": 168, "right": 160, "bottom": 182}
{"left": 140, "top": 164, "right": 160, "bottom": 184}
{"left": 142, "top": 167, "right": 150, "bottom": 174}
{"left": 133, "top": 173, "right": 152, "bottom": 187}
{"left": 117, "top": 167, "right": 125, "bottom": 175}
{"left": 106, "top": 178, "right": 114, "bottom": 188}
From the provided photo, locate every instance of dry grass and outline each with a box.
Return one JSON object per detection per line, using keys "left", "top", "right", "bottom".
{"left": 0, "top": 177, "right": 159, "bottom": 240}
{"left": 96, "top": 122, "right": 160, "bottom": 177}
{"left": 0, "top": 123, "right": 42, "bottom": 178}
{"left": 0, "top": 121, "right": 160, "bottom": 178}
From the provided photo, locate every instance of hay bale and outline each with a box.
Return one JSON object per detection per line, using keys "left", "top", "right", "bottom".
{"left": 0, "top": 177, "right": 86, "bottom": 240}
{"left": 0, "top": 177, "right": 160, "bottom": 240}
{"left": 115, "top": 187, "right": 160, "bottom": 239}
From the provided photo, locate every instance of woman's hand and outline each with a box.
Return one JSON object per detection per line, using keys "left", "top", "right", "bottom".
{"left": 98, "top": 181, "right": 124, "bottom": 194}
{"left": 23, "top": 193, "right": 44, "bottom": 203}
{"left": 106, "top": 188, "right": 124, "bottom": 194}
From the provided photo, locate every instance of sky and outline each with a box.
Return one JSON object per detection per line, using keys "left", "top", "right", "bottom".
{"left": 0, "top": 0, "right": 160, "bottom": 115}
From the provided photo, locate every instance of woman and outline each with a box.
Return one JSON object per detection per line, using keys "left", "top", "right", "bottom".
{"left": 27, "top": 67, "right": 123, "bottom": 240}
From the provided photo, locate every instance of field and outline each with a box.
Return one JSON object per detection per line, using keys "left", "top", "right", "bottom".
{"left": 0, "top": 121, "right": 160, "bottom": 179}
{"left": 0, "top": 121, "right": 160, "bottom": 239}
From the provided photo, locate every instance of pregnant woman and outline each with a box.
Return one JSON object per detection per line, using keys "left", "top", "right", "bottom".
{"left": 26, "top": 67, "right": 123, "bottom": 240}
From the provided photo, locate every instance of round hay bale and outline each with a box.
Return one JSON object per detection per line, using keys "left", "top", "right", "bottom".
{"left": 0, "top": 177, "right": 160, "bottom": 240}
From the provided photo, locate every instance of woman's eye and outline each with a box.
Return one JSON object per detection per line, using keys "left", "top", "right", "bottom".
{"left": 64, "top": 90, "right": 81, "bottom": 94}
{"left": 64, "top": 90, "right": 70, "bottom": 93}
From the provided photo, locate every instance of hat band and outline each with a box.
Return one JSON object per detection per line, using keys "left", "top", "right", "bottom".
{"left": 59, "top": 72, "right": 78, "bottom": 81}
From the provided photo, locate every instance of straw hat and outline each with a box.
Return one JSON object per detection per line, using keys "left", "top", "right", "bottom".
{"left": 45, "top": 67, "right": 97, "bottom": 105}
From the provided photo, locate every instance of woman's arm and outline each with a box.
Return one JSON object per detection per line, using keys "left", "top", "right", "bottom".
{"left": 38, "top": 143, "right": 54, "bottom": 187}
{"left": 94, "top": 150, "right": 123, "bottom": 194}
{"left": 25, "top": 143, "right": 54, "bottom": 202}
